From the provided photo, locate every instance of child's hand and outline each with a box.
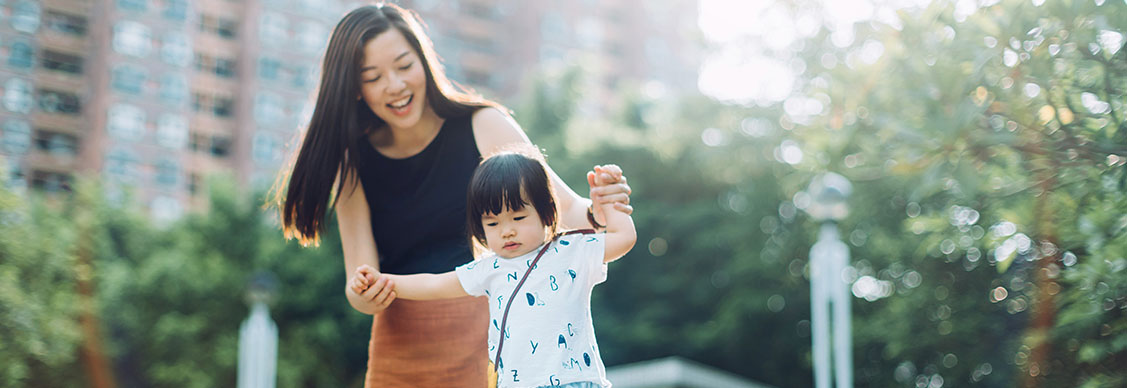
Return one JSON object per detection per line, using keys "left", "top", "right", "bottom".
{"left": 351, "top": 264, "right": 396, "bottom": 312}
{"left": 587, "top": 165, "right": 632, "bottom": 222}
{"left": 349, "top": 265, "right": 374, "bottom": 295}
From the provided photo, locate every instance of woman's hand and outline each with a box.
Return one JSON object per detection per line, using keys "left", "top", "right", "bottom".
{"left": 350, "top": 264, "right": 397, "bottom": 315}
{"left": 587, "top": 164, "right": 633, "bottom": 225}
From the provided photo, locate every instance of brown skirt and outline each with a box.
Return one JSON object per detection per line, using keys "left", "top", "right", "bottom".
{"left": 365, "top": 296, "right": 489, "bottom": 388}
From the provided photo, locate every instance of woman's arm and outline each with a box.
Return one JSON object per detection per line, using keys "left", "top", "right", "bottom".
{"left": 471, "top": 108, "right": 633, "bottom": 230}
{"left": 335, "top": 169, "right": 396, "bottom": 315}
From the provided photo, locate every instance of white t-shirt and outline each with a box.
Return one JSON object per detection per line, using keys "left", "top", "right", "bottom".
{"left": 456, "top": 232, "right": 611, "bottom": 388}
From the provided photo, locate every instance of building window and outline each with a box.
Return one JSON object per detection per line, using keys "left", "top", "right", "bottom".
{"left": 215, "top": 58, "right": 235, "bottom": 78}
{"left": 217, "top": 18, "right": 237, "bottom": 39}
{"left": 11, "top": 1, "right": 42, "bottom": 34}
{"left": 258, "top": 58, "right": 280, "bottom": 81}
{"left": 8, "top": 40, "right": 34, "bottom": 69}
{"left": 199, "top": 15, "right": 238, "bottom": 40}
{"left": 156, "top": 114, "right": 188, "bottom": 149}
{"left": 191, "top": 93, "right": 234, "bottom": 118}
{"left": 161, "top": 32, "right": 191, "bottom": 67}
{"left": 37, "top": 89, "right": 81, "bottom": 114}
{"left": 254, "top": 92, "right": 284, "bottom": 124}
{"left": 159, "top": 73, "right": 188, "bottom": 105}
{"left": 33, "top": 130, "right": 78, "bottom": 157}
{"left": 154, "top": 158, "right": 179, "bottom": 186}
{"left": 213, "top": 97, "right": 233, "bottom": 117}
{"left": 187, "top": 173, "right": 201, "bottom": 195}
{"left": 30, "top": 170, "right": 72, "bottom": 193}
{"left": 292, "top": 66, "right": 312, "bottom": 88}
{"left": 3, "top": 78, "right": 34, "bottom": 113}
{"left": 164, "top": 0, "right": 188, "bottom": 21}
{"left": 112, "top": 64, "right": 147, "bottom": 95}
{"left": 41, "top": 50, "right": 84, "bottom": 75}
{"left": 44, "top": 11, "right": 88, "bottom": 36}
{"left": 113, "top": 21, "right": 152, "bottom": 58}
{"left": 2, "top": 120, "right": 32, "bottom": 155}
{"left": 253, "top": 131, "right": 281, "bottom": 165}
{"left": 259, "top": 12, "right": 289, "bottom": 44}
{"left": 107, "top": 103, "right": 146, "bottom": 140}
{"left": 117, "top": 0, "right": 147, "bottom": 12}
{"left": 210, "top": 135, "right": 231, "bottom": 158}
{"left": 464, "top": 70, "right": 491, "bottom": 88}
{"left": 297, "top": 21, "right": 327, "bottom": 54}
{"left": 465, "top": 2, "right": 499, "bottom": 20}
{"left": 189, "top": 132, "right": 204, "bottom": 152}
{"left": 195, "top": 53, "right": 236, "bottom": 78}
{"left": 105, "top": 148, "right": 140, "bottom": 183}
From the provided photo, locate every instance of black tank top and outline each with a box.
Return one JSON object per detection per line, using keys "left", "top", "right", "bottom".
{"left": 354, "top": 114, "right": 481, "bottom": 274}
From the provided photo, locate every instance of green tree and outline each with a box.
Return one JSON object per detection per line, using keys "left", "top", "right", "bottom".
{"left": 0, "top": 184, "right": 84, "bottom": 386}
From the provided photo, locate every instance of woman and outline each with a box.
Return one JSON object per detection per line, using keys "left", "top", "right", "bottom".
{"left": 274, "top": 4, "right": 633, "bottom": 387}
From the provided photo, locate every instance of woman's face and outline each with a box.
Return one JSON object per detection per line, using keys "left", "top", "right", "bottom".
{"left": 358, "top": 28, "right": 429, "bottom": 131}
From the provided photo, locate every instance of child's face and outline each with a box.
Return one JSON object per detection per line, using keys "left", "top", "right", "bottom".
{"left": 481, "top": 201, "right": 549, "bottom": 259}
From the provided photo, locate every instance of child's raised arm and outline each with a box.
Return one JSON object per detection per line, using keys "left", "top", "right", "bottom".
{"left": 590, "top": 166, "right": 637, "bottom": 263}
{"left": 358, "top": 266, "right": 469, "bottom": 300}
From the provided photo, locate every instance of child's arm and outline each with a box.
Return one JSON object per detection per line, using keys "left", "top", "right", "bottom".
{"left": 591, "top": 166, "right": 637, "bottom": 263}
{"left": 357, "top": 266, "right": 469, "bottom": 300}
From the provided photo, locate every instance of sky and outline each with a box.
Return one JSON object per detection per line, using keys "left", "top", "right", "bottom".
{"left": 696, "top": 0, "right": 934, "bottom": 105}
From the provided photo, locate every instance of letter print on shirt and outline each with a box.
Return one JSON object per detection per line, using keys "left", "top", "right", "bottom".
{"left": 530, "top": 340, "right": 538, "bottom": 354}
{"left": 525, "top": 292, "right": 545, "bottom": 306}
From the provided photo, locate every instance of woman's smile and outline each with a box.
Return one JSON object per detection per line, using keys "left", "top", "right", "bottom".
{"left": 387, "top": 94, "right": 413, "bottom": 116}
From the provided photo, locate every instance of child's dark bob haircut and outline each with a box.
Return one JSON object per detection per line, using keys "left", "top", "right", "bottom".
{"left": 466, "top": 146, "right": 558, "bottom": 248}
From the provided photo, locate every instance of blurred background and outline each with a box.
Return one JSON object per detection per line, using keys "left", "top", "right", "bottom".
{"left": 1, "top": 0, "right": 1125, "bottom": 387}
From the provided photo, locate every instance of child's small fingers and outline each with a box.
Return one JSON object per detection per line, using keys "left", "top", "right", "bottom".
{"left": 599, "top": 164, "right": 622, "bottom": 176}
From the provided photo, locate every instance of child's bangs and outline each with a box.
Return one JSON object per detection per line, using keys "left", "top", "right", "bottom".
{"left": 470, "top": 168, "right": 528, "bottom": 218}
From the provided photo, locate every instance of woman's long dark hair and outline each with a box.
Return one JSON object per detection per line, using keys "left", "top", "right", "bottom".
{"left": 273, "top": 3, "right": 499, "bottom": 245}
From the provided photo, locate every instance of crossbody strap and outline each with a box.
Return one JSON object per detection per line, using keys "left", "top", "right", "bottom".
{"left": 494, "top": 229, "right": 596, "bottom": 371}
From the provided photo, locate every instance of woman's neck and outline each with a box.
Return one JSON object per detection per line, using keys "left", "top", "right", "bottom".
{"left": 371, "top": 108, "right": 443, "bottom": 158}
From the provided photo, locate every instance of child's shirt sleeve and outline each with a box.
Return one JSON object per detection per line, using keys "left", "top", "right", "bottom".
{"left": 576, "top": 233, "right": 608, "bottom": 287}
{"left": 454, "top": 256, "right": 492, "bottom": 296}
